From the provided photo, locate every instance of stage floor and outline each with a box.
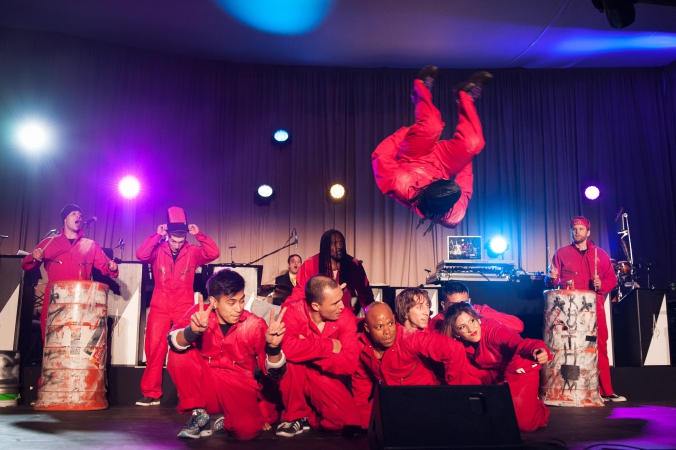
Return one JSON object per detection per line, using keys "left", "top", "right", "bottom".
{"left": 2, "top": 400, "right": 676, "bottom": 450}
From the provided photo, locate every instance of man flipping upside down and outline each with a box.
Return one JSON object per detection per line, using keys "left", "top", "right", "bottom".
{"left": 372, "top": 66, "right": 492, "bottom": 232}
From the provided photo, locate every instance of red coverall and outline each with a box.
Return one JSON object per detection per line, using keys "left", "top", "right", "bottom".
{"left": 371, "top": 79, "right": 485, "bottom": 227}
{"left": 462, "top": 319, "right": 551, "bottom": 432}
{"left": 544, "top": 242, "right": 617, "bottom": 396}
{"left": 285, "top": 253, "right": 374, "bottom": 311}
{"left": 167, "top": 308, "right": 276, "bottom": 440}
{"left": 136, "top": 231, "right": 219, "bottom": 399}
{"left": 428, "top": 304, "right": 524, "bottom": 334}
{"left": 352, "top": 324, "right": 478, "bottom": 428}
{"left": 279, "top": 298, "right": 361, "bottom": 431}
{"left": 21, "top": 228, "right": 119, "bottom": 337}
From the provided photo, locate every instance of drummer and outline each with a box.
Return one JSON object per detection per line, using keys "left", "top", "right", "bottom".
{"left": 21, "top": 204, "right": 119, "bottom": 338}
{"left": 545, "top": 216, "right": 625, "bottom": 402}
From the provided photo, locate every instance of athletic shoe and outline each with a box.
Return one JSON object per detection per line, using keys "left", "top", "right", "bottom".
{"left": 299, "top": 417, "right": 310, "bottom": 430}
{"left": 276, "top": 419, "right": 304, "bottom": 437}
{"left": 213, "top": 416, "right": 224, "bottom": 433}
{"left": 177, "top": 409, "right": 212, "bottom": 439}
{"left": 135, "top": 396, "right": 160, "bottom": 406}
{"left": 602, "top": 394, "right": 627, "bottom": 402}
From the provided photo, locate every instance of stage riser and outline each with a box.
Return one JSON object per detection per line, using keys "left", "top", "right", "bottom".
{"left": 19, "top": 366, "right": 676, "bottom": 407}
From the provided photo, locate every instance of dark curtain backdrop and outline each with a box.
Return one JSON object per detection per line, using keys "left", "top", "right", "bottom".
{"left": 1, "top": 28, "right": 674, "bottom": 289}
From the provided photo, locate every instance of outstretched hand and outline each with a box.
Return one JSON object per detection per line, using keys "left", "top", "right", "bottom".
{"left": 266, "top": 307, "right": 287, "bottom": 348}
{"left": 190, "top": 294, "right": 211, "bottom": 334}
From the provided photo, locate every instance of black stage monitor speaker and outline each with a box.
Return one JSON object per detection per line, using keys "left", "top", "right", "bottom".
{"left": 368, "top": 384, "right": 522, "bottom": 450}
{"left": 613, "top": 288, "right": 670, "bottom": 367}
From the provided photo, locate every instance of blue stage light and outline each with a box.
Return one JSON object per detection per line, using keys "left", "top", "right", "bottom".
{"left": 486, "top": 236, "right": 509, "bottom": 258}
{"left": 216, "top": 0, "right": 335, "bottom": 35}
{"left": 274, "top": 130, "right": 289, "bottom": 143}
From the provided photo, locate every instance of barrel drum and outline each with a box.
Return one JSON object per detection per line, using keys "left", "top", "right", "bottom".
{"left": 34, "top": 280, "right": 109, "bottom": 411}
{"left": 540, "top": 289, "right": 604, "bottom": 407}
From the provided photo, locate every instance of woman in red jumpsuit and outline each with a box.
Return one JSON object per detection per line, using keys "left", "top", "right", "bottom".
{"left": 443, "top": 302, "right": 551, "bottom": 432}
{"left": 372, "top": 67, "right": 491, "bottom": 231}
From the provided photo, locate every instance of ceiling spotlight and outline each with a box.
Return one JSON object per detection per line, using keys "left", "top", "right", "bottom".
{"left": 486, "top": 236, "right": 509, "bottom": 258}
{"left": 584, "top": 185, "right": 601, "bottom": 200}
{"left": 118, "top": 176, "right": 141, "bottom": 199}
{"left": 254, "top": 184, "right": 276, "bottom": 206}
{"left": 329, "top": 183, "right": 346, "bottom": 201}
{"left": 16, "top": 120, "right": 52, "bottom": 152}
{"left": 273, "top": 129, "right": 289, "bottom": 143}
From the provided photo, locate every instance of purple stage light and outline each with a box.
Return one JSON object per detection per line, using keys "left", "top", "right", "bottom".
{"left": 584, "top": 185, "right": 600, "bottom": 200}
{"left": 118, "top": 176, "right": 140, "bottom": 199}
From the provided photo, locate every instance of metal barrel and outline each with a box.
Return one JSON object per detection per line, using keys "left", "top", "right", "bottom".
{"left": 540, "top": 289, "right": 604, "bottom": 407}
{"left": 35, "top": 280, "right": 109, "bottom": 411}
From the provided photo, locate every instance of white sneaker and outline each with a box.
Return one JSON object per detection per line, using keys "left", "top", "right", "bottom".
{"left": 602, "top": 394, "right": 627, "bottom": 402}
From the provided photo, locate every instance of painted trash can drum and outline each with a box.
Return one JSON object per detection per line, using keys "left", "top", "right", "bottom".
{"left": 34, "top": 280, "right": 109, "bottom": 411}
{"left": 540, "top": 289, "right": 604, "bottom": 407}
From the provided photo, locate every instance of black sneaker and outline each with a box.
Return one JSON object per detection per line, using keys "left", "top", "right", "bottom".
{"left": 299, "top": 417, "right": 310, "bottom": 430}
{"left": 178, "top": 409, "right": 212, "bottom": 439}
{"left": 135, "top": 396, "right": 160, "bottom": 406}
{"left": 276, "top": 419, "right": 304, "bottom": 437}
{"left": 602, "top": 394, "right": 627, "bottom": 402}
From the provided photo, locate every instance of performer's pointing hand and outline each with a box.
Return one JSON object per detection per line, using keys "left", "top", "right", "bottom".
{"left": 266, "top": 307, "right": 287, "bottom": 348}
{"left": 190, "top": 294, "right": 210, "bottom": 333}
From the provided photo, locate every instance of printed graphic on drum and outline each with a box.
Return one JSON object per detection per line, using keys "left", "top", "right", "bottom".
{"left": 34, "top": 280, "right": 109, "bottom": 411}
{"left": 540, "top": 289, "right": 604, "bottom": 407}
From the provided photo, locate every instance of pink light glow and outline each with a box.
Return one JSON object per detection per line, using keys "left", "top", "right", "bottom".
{"left": 118, "top": 176, "right": 141, "bottom": 199}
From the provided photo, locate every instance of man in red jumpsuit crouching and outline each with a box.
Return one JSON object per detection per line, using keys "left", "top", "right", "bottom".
{"left": 276, "top": 275, "right": 362, "bottom": 437}
{"left": 22, "top": 204, "right": 119, "bottom": 338}
{"left": 372, "top": 66, "right": 491, "bottom": 232}
{"left": 135, "top": 207, "right": 220, "bottom": 406}
{"left": 167, "top": 269, "right": 287, "bottom": 439}
{"left": 352, "top": 302, "right": 477, "bottom": 430}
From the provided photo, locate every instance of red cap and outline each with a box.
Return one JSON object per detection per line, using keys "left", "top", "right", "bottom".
{"left": 570, "top": 216, "right": 590, "bottom": 229}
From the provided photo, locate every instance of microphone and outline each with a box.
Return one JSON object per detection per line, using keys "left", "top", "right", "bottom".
{"left": 294, "top": 229, "right": 298, "bottom": 249}
{"left": 85, "top": 217, "right": 97, "bottom": 226}
{"left": 614, "top": 207, "right": 624, "bottom": 223}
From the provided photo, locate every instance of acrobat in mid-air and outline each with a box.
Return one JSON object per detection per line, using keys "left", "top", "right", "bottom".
{"left": 372, "top": 66, "right": 492, "bottom": 232}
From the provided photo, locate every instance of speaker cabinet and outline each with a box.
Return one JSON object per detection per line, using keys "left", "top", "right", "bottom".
{"left": 368, "top": 384, "right": 521, "bottom": 450}
{"left": 613, "top": 289, "right": 671, "bottom": 367}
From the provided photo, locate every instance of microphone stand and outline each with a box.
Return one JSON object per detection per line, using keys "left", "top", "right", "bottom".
{"left": 248, "top": 233, "right": 295, "bottom": 265}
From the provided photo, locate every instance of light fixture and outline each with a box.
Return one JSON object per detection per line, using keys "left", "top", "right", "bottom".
{"left": 486, "top": 236, "right": 509, "bottom": 258}
{"left": 584, "top": 185, "right": 601, "bottom": 200}
{"left": 328, "top": 183, "right": 346, "bottom": 202}
{"left": 16, "top": 120, "right": 52, "bottom": 152}
{"left": 118, "top": 176, "right": 141, "bottom": 199}
{"left": 254, "top": 184, "right": 276, "bottom": 206}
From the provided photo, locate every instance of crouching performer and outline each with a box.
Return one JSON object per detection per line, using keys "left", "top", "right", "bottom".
{"left": 167, "top": 269, "right": 287, "bottom": 440}
{"left": 276, "top": 275, "right": 362, "bottom": 437}
{"left": 443, "top": 302, "right": 550, "bottom": 432}
{"left": 352, "top": 301, "right": 477, "bottom": 430}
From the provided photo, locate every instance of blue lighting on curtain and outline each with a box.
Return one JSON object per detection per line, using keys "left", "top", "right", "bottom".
{"left": 557, "top": 32, "right": 676, "bottom": 54}
{"left": 216, "top": 0, "right": 335, "bottom": 35}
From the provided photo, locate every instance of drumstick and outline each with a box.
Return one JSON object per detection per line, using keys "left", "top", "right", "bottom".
{"left": 594, "top": 248, "right": 598, "bottom": 291}
{"left": 41, "top": 234, "right": 57, "bottom": 252}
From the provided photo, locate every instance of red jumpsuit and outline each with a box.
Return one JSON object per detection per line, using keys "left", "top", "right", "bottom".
{"left": 544, "top": 242, "right": 617, "bottom": 396}
{"left": 285, "top": 253, "right": 374, "bottom": 311}
{"left": 351, "top": 324, "right": 477, "bottom": 428}
{"left": 279, "top": 298, "right": 361, "bottom": 431}
{"left": 167, "top": 308, "right": 278, "bottom": 440}
{"left": 136, "top": 231, "right": 219, "bottom": 399}
{"left": 21, "top": 228, "right": 119, "bottom": 337}
{"left": 462, "top": 319, "right": 551, "bottom": 432}
{"left": 372, "top": 80, "right": 484, "bottom": 227}
{"left": 428, "top": 304, "right": 524, "bottom": 334}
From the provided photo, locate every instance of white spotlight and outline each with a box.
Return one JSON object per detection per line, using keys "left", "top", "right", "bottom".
{"left": 17, "top": 121, "right": 51, "bottom": 152}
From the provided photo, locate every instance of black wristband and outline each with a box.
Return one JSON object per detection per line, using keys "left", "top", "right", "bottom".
{"left": 266, "top": 344, "right": 282, "bottom": 357}
{"left": 183, "top": 325, "right": 201, "bottom": 343}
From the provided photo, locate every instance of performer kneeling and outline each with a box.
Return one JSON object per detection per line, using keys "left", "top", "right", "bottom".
{"left": 167, "top": 269, "right": 287, "bottom": 440}
{"left": 372, "top": 66, "right": 492, "bottom": 232}
{"left": 352, "top": 300, "right": 476, "bottom": 430}
{"left": 443, "top": 302, "right": 550, "bottom": 432}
